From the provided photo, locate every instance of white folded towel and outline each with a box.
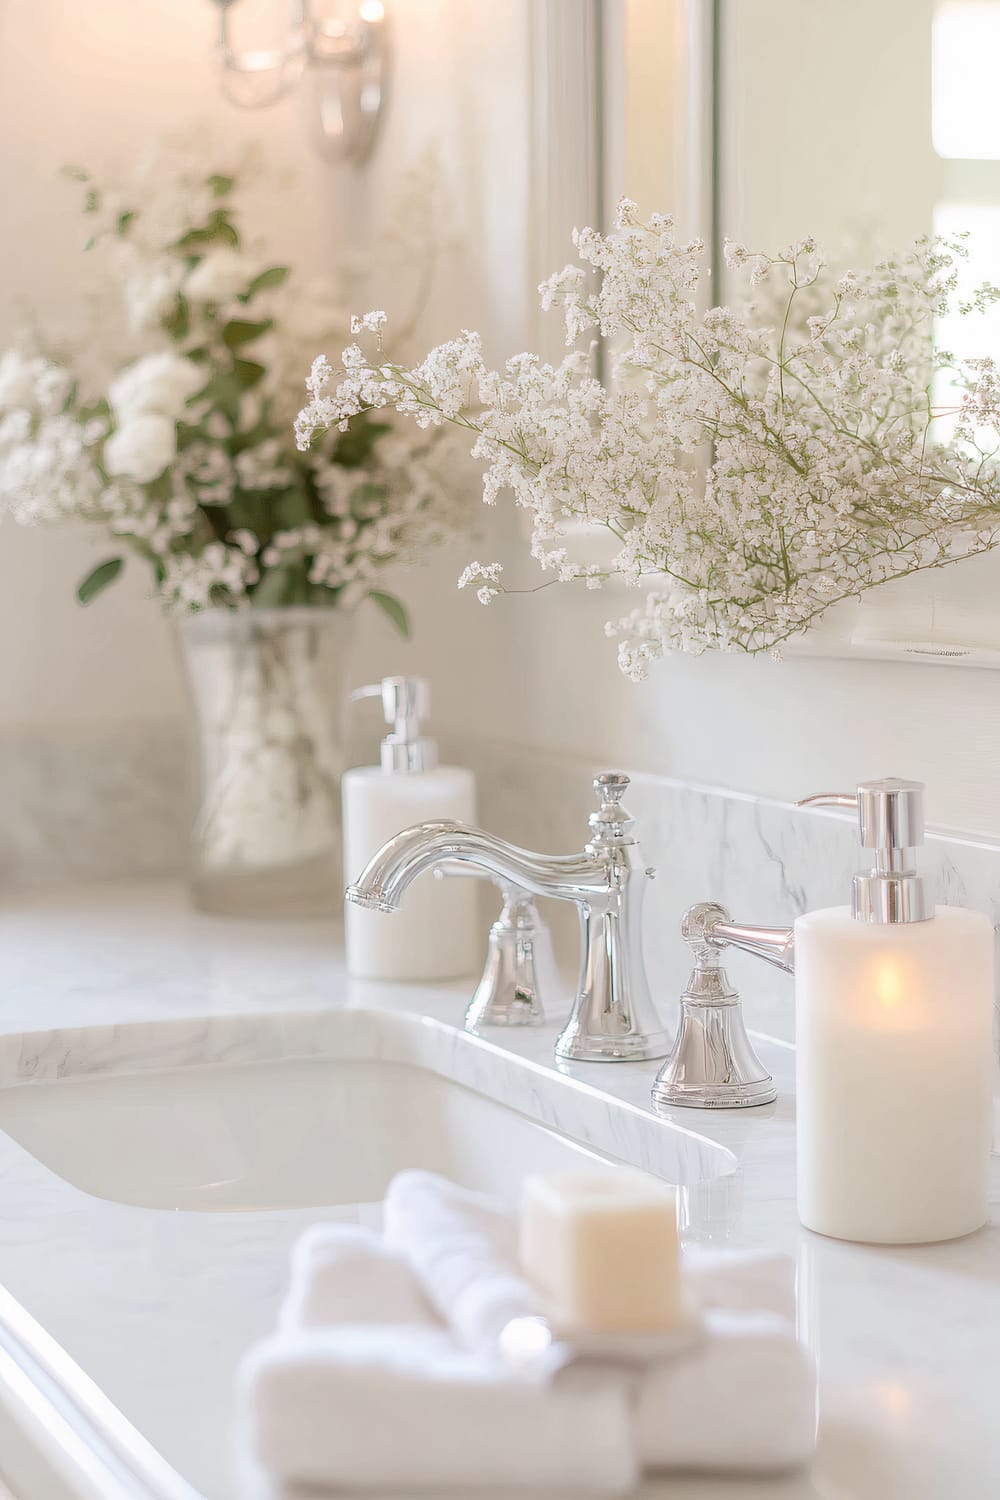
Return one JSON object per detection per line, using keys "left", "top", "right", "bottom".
{"left": 241, "top": 1325, "right": 638, "bottom": 1495}
{"left": 240, "top": 1172, "right": 816, "bottom": 1491}
{"left": 279, "top": 1222, "right": 435, "bottom": 1331}
{"left": 635, "top": 1309, "right": 817, "bottom": 1473}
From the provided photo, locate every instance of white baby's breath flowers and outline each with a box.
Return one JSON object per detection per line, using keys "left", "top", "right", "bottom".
{"left": 350, "top": 310, "right": 387, "bottom": 335}
{"left": 458, "top": 560, "right": 503, "bottom": 604}
{"left": 298, "top": 210, "right": 1000, "bottom": 675}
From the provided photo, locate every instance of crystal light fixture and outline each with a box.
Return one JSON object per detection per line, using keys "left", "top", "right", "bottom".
{"left": 211, "top": 0, "right": 390, "bottom": 163}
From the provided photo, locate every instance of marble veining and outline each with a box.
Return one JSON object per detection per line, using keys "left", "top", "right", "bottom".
{"left": 469, "top": 736, "right": 1000, "bottom": 1044}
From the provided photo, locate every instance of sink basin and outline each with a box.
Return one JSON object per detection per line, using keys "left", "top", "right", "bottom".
{"left": 0, "top": 1008, "right": 733, "bottom": 1210}
{"left": 0, "top": 1056, "right": 623, "bottom": 1211}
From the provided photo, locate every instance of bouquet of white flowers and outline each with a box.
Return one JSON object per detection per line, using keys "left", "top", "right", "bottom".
{"left": 0, "top": 142, "right": 469, "bottom": 916}
{"left": 0, "top": 144, "right": 464, "bottom": 638}
{"left": 297, "top": 200, "right": 1000, "bottom": 675}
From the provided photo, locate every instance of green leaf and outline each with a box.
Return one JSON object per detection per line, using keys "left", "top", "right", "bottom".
{"left": 84, "top": 188, "right": 100, "bottom": 214}
{"left": 237, "top": 394, "right": 274, "bottom": 447}
{"left": 175, "top": 421, "right": 205, "bottom": 452}
{"left": 77, "top": 396, "right": 110, "bottom": 424}
{"left": 350, "top": 480, "right": 389, "bottom": 520}
{"left": 116, "top": 210, "right": 136, "bottom": 236}
{"left": 207, "top": 174, "right": 234, "bottom": 198}
{"left": 240, "top": 266, "right": 289, "bottom": 302}
{"left": 162, "top": 295, "right": 190, "bottom": 341}
{"left": 174, "top": 209, "right": 240, "bottom": 252}
{"left": 234, "top": 358, "right": 267, "bottom": 390}
{"left": 369, "top": 591, "right": 410, "bottom": 639}
{"left": 190, "top": 370, "right": 242, "bottom": 424}
{"left": 77, "top": 558, "right": 124, "bottom": 605}
{"left": 251, "top": 567, "right": 299, "bottom": 608}
{"left": 273, "top": 488, "right": 314, "bottom": 529}
{"left": 222, "top": 318, "right": 272, "bottom": 350}
{"left": 332, "top": 414, "right": 393, "bottom": 469}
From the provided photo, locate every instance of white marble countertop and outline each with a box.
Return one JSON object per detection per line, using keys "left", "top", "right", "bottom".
{"left": 0, "top": 880, "right": 997, "bottom": 1500}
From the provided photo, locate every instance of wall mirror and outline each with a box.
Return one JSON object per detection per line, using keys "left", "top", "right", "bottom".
{"left": 579, "top": 0, "right": 1000, "bottom": 669}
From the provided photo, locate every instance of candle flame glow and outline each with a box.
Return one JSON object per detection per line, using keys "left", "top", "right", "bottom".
{"left": 874, "top": 958, "right": 905, "bottom": 1012}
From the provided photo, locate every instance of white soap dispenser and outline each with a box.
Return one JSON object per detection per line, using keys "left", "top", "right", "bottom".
{"left": 342, "top": 676, "right": 479, "bottom": 981}
{"left": 795, "top": 779, "right": 994, "bottom": 1244}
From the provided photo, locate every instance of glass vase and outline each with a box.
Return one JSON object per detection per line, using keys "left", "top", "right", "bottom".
{"left": 177, "top": 607, "right": 353, "bottom": 919}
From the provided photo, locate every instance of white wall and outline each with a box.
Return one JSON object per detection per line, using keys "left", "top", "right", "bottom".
{"left": 3, "top": 0, "right": 1000, "bottom": 842}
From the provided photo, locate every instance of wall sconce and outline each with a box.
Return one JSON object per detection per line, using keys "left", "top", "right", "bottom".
{"left": 210, "top": 0, "right": 391, "bottom": 164}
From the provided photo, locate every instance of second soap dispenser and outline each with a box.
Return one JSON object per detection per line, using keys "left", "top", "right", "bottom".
{"left": 342, "top": 676, "right": 479, "bottom": 982}
{"left": 796, "top": 779, "right": 994, "bottom": 1244}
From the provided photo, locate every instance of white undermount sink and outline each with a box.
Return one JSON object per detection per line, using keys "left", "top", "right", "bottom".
{"left": 0, "top": 1055, "right": 625, "bottom": 1212}
{"left": 0, "top": 1008, "right": 735, "bottom": 1211}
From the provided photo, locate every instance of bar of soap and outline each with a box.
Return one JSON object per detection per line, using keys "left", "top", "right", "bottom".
{"left": 519, "top": 1169, "right": 681, "bottom": 1332}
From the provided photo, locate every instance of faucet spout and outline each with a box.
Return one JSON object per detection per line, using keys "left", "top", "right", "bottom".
{"left": 346, "top": 821, "right": 608, "bottom": 914}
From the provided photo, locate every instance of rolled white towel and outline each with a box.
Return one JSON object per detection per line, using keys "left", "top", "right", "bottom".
{"left": 279, "top": 1222, "right": 437, "bottom": 1331}
{"left": 383, "top": 1170, "right": 538, "bottom": 1352}
{"left": 240, "top": 1323, "right": 638, "bottom": 1495}
{"left": 635, "top": 1309, "right": 817, "bottom": 1473}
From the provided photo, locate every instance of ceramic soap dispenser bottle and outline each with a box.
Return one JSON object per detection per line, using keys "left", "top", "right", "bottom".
{"left": 342, "top": 676, "right": 479, "bottom": 982}
{"left": 795, "top": 779, "right": 994, "bottom": 1244}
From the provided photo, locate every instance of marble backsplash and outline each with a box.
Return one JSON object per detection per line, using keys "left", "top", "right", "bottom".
{"left": 469, "top": 737, "right": 1000, "bottom": 1043}
{"left": 5, "top": 718, "right": 1000, "bottom": 1043}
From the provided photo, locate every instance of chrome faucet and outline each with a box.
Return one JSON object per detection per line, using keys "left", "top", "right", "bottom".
{"left": 346, "top": 772, "right": 671, "bottom": 1062}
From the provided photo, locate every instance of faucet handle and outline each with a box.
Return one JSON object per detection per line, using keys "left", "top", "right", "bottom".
{"left": 651, "top": 902, "right": 777, "bottom": 1110}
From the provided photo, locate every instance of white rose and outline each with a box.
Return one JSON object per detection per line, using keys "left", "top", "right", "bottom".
{"left": 103, "top": 414, "right": 177, "bottom": 485}
{"left": 108, "top": 352, "right": 204, "bottom": 425}
{"left": 184, "top": 247, "right": 251, "bottom": 304}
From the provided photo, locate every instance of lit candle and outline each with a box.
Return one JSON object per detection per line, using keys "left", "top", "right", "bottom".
{"left": 795, "top": 904, "right": 994, "bottom": 1243}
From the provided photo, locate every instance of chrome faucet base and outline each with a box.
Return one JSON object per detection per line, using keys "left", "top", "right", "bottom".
{"left": 652, "top": 902, "right": 776, "bottom": 1110}
{"left": 556, "top": 1022, "right": 672, "bottom": 1064}
{"left": 650, "top": 1032, "right": 779, "bottom": 1116}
